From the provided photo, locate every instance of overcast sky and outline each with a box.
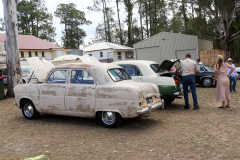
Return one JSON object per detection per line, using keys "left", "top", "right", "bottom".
{"left": 0, "top": 0, "right": 130, "bottom": 48}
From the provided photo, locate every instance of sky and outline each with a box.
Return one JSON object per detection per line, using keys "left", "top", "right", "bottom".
{"left": 0, "top": 0, "right": 129, "bottom": 48}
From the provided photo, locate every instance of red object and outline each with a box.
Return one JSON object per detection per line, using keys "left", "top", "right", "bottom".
{"left": 0, "top": 76, "right": 5, "bottom": 79}
{"left": 174, "top": 79, "right": 179, "bottom": 84}
{"left": 170, "top": 68, "right": 176, "bottom": 71}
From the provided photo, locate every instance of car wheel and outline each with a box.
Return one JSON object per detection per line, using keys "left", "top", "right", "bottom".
{"left": 202, "top": 78, "right": 212, "bottom": 87}
{"left": 98, "top": 111, "right": 122, "bottom": 128}
{"left": 164, "top": 98, "right": 175, "bottom": 104}
{"left": 21, "top": 100, "right": 39, "bottom": 119}
{"left": 237, "top": 72, "right": 240, "bottom": 79}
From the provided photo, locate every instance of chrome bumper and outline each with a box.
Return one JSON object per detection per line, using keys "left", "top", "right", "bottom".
{"left": 174, "top": 89, "right": 183, "bottom": 96}
{"left": 137, "top": 99, "right": 164, "bottom": 116}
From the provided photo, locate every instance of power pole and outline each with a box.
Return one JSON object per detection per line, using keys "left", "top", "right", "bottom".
{"left": 2, "top": 0, "right": 22, "bottom": 97}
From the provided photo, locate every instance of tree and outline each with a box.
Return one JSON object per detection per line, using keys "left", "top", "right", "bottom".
{"left": 17, "top": 0, "right": 56, "bottom": 42}
{"left": 55, "top": 3, "right": 91, "bottom": 48}
{"left": 2, "top": 0, "right": 22, "bottom": 97}
{"left": 0, "top": 18, "right": 4, "bottom": 31}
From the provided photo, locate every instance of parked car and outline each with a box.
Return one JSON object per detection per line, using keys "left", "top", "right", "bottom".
{"left": 13, "top": 60, "right": 164, "bottom": 128}
{"left": 113, "top": 60, "right": 183, "bottom": 104}
{"left": 2, "top": 66, "right": 38, "bottom": 85}
{"left": 161, "top": 62, "right": 215, "bottom": 87}
{"left": 235, "top": 67, "right": 240, "bottom": 79}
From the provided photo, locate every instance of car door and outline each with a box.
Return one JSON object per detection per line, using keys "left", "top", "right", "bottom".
{"left": 196, "top": 65, "right": 206, "bottom": 83}
{"left": 40, "top": 69, "right": 67, "bottom": 111}
{"left": 65, "top": 69, "right": 96, "bottom": 117}
{"left": 120, "top": 65, "right": 143, "bottom": 82}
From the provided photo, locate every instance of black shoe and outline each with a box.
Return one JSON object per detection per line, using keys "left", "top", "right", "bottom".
{"left": 233, "top": 90, "right": 236, "bottom": 92}
{"left": 194, "top": 106, "right": 199, "bottom": 110}
{"left": 184, "top": 106, "right": 190, "bottom": 109}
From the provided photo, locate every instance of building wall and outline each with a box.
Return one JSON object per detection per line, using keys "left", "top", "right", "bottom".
{"left": 197, "top": 38, "right": 213, "bottom": 52}
{"left": 84, "top": 49, "right": 134, "bottom": 62}
{"left": 133, "top": 32, "right": 199, "bottom": 64}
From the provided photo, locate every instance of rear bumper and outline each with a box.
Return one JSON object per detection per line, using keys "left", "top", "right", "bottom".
{"left": 137, "top": 99, "right": 164, "bottom": 115}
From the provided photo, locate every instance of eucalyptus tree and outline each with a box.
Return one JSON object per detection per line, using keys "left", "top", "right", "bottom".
{"left": 55, "top": 3, "right": 91, "bottom": 48}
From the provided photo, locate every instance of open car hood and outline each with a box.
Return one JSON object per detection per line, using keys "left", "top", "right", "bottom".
{"left": 26, "top": 57, "right": 54, "bottom": 82}
{"left": 157, "top": 59, "right": 180, "bottom": 72}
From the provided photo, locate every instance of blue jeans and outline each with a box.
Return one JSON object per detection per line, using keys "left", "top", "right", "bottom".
{"left": 229, "top": 76, "right": 237, "bottom": 91}
{"left": 182, "top": 75, "right": 198, "bottom": 107}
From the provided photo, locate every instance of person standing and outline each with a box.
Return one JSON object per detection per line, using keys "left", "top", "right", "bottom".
{"left": 175, "top": 53, "right": 200, "bottom": 110}
{"left": 197, "top": 59, "right": 203, "bottom": 64}
{"left": 213, "top": 55, "right": 234, "bottom": 108}
{"left": 227, "top": 58, "right": 237, "bottom": 92}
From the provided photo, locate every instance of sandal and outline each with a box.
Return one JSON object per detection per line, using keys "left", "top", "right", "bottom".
{"left": 225, "top": 105, "right": 230, "bottom": 108}
{"left": 218, "top": 106, "right": 225, "bottom": 108}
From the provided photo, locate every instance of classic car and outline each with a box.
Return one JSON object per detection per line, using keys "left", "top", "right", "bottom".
{"left": 13, "top": 58, "right": 164, "bottom": 128}
{"left": 113, "top": 60, "right": 183, "bottom": 104}
{"left": 161, "top": 61, "right": 215, "bottom": 87}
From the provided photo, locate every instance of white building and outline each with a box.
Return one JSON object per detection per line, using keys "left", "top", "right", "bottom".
{"left": 83, "top": 42, "right": 134, "bottom": 63}
{"left": 133, "top": 32, "right": 213, "bottom": 64}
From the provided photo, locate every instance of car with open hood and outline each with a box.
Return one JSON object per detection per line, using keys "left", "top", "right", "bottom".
{"left": 161, "top": 60, "right": 215, "bottom": 87}
{"left": 13, "top": 57, "right": 164, "bottom": 128}
{"left": 113, "top": 60, "right": 183, "bottom": 104}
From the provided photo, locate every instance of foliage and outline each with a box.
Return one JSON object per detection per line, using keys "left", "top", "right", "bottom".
{"left": 17, "top": 0, "right": 56, "bottom": 42}
{"left": 55, "top": 3, "right": 91, "bottom": 48}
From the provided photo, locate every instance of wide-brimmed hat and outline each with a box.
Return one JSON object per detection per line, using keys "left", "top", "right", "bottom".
{"left": 228, "top": 58, "right": 233, "bottom": 62}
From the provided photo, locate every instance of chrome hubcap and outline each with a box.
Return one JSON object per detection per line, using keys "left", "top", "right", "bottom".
{"left": 203, "top": 78, "right": 211, "bottom": 86}
{"left": 101, "top": 111, "right": 116, "bottom": 125}
{"left": 23, "top": 103, "right": 34, "bottom": 117}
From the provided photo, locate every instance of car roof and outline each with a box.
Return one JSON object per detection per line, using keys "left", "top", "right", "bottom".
{"left": 55, "top": 62, "right": 121, "bottom": 70}
{"left": 113, "top": 60, "right": 157, "bottom": 65}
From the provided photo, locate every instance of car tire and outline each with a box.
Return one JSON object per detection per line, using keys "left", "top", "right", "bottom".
{"left": 164, "top": 98, "right": 175, "bottom": 104}
{"left": 98, "top": 111, "right": 122, "bottom": 128}
{"left": 21, "top": 100, "right": 39, "bottom": 119}
{"left": 201, "top": 78, "right": 213, "bottom": 87}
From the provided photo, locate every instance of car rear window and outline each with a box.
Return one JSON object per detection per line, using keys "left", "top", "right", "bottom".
{"left": 108, "top": 68, "right": 131, "bottom": 81}
{"left": 150, "top": 64, "right": 160, "bottom": 73}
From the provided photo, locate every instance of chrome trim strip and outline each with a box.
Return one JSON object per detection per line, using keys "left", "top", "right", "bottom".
{"left": 137, "top": 99, "right": 164, "bottom": 115}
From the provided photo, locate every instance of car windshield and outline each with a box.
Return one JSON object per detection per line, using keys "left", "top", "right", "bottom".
{"left": 108, "top": 68, "right": 131, "bottom": 81}
{"left": 150, "top": 64, "right": 160, "bottom": 73}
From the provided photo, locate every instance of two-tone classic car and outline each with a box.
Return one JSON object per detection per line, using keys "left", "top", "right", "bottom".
{"left": 161, "top": 62, "right": 215, "bottom": 87}
{"left": 13, "top": 58, "right": 164, "bottom": 128}
{"left": 113, "top": 60, "right": 183, "bottom": 104}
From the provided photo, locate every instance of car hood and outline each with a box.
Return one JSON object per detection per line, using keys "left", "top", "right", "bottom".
{"left": 26, "top": 57, "right": 54, "bottom": 82}
{"left": 157, "top": 59, "right": 179, "bottom": 72}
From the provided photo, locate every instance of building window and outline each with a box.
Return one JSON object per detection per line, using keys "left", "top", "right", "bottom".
{"left": 118, "top": 52, "right": 122, "bottom": 60}
{"left": 42, "top": 51, "right": 45, "bottom": 57}
{"left": 28, "top": 51, "right": 32, "bottom": 57}
{"left": 100, "top": 52, "right": 103, "bottom": 57}
{"left": 21, "top": 51, "right": 24, "bottom": 58}
{"left": 35, "top": 51, "right": 38, "bottom": 56}
{"left": 125, "top": 52, "right": 133, "bottom": 59}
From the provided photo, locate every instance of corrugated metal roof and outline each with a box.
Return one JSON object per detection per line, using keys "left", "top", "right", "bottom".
{"left": 83, "top": 42, "right": 133, "bottom": 52}
{"left": 0, "top": 33, "right": 60, "bottom": 50}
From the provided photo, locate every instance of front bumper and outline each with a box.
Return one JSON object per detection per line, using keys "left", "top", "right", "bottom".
{"left": 136, "top": 99, "right": 164, "bottom": 116}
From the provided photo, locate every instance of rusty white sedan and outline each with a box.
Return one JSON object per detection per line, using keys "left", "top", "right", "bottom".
{"left": 13, "top": 61, "right": 164, "bottom": 128}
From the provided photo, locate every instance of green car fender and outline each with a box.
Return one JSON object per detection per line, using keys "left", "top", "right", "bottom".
{"left": 157, "top": 85, "right": 178, "bottom": 99}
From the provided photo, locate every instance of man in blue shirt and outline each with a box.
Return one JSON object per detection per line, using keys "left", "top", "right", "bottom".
{"left": 227, "top": 58, "right": 237, "bottom": 92}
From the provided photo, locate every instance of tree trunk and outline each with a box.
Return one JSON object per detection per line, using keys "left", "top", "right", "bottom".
{"left": 145, "top": 1, "right": 149, "bottom": 38}
{"left": 102, "top": 0, "right": 107, "bottom": 42}
{"left": 127, "top": 0, "right": 132, "bottom": 46}
{"left": 2, "top": 0, "right": 22, "bottom": 97}
{"left": 148, "top": 0, "right": 152, "bottom": 36}
{"left": 116, "top": 0, "right": 123, "bottom": 44}
{"left": 139, "top": 2, "right": 143, "bottom": 39}
{"left": 182, "top": 0, "right": 188, "bottom": 34}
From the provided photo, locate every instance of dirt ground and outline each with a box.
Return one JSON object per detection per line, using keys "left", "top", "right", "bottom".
{"left": 0, "top": 84, "right": 240, "bottom": 160}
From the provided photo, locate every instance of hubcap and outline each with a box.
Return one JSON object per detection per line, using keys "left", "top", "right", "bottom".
{"left": 23, "top": 103, "right": 34, "bottom": 117}
{"left": 101, "top": 111, "right": 116, "bottom": 125}
{"left": 203, "top": 78, "right": 211, "bottom": 86}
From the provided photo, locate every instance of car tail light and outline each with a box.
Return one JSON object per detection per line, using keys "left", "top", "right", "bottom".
{"left": 174, "top": 79, "right": 179, "bottom": 84}
{"left": 139, "top": 102, "right": 142, "bottom": 106}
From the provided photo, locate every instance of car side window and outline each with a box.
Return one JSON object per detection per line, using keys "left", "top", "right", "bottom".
{"left": 71, "top": 70, "right": 94, "bottom": 84}
{"left": 199, "top": 66, "right": 205, "bottom": 71}
{"left": 120, "top": 65, "right": 142, "bottom": 76}
{"left": 47, "top": 70, "right": 67, "bottom": 83}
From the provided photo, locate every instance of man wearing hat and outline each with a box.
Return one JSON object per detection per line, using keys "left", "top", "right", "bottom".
{"left": 227, "top": 58, "right": 238, "bottom": 92}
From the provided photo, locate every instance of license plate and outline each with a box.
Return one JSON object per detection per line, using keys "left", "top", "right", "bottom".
{"left": 146, "top": 97, "right": 153, "bottom": 104}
